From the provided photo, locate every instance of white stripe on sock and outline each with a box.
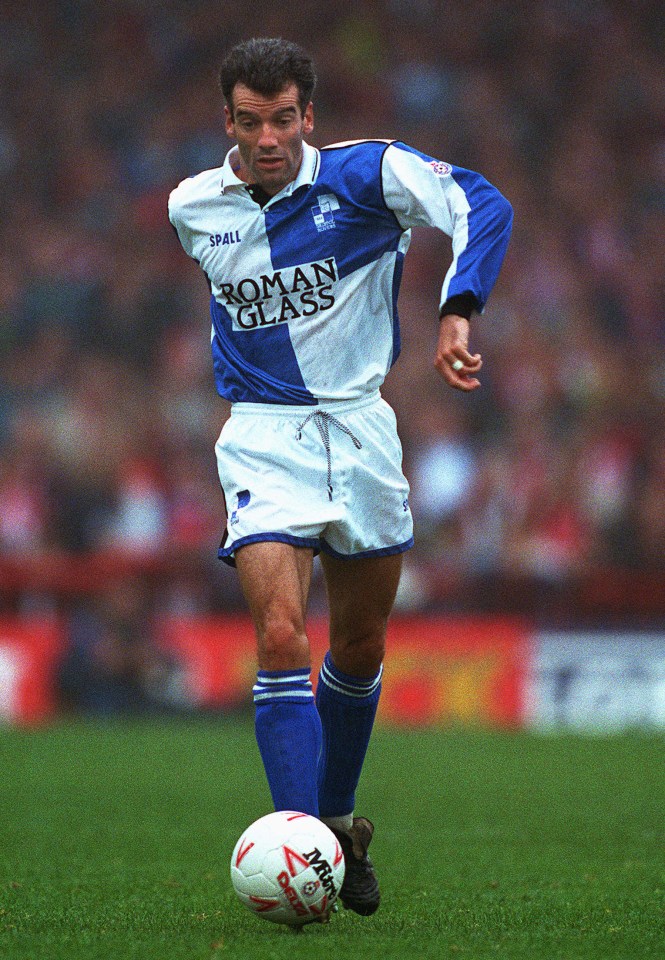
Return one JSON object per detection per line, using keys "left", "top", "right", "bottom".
{"left": 256, "top": 672, "right": 311, "bottom": 685}
{"left": 253, "top": 689, "right": 315, "bottom": 702}
{"left": 319, "top": 663, "right": 382, "bottom": 698}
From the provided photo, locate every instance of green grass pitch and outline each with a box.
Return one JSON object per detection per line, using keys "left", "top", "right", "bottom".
{"left": 0, "top": 720, "right": 663, "bottom": 959}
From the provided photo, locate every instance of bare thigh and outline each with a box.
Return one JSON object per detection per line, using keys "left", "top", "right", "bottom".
{"left": 235, "top": 541, "right": 314, "bottom": 671}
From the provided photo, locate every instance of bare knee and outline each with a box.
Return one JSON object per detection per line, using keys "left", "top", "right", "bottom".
{"left": 330, "top": 628, "right": 385, "bottom": 677}
{"left": 258, "top": 616, "right": 311, "bottom": 671}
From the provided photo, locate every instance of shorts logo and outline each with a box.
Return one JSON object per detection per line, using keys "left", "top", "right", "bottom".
{"left": 429, "top": 160, "right": 452, "bottom": 177}
{"left": 311, "top": 194, "right": 339, "bottom": 232}
{"left": 230, "top": 489, "right": 251, "bottom": 525}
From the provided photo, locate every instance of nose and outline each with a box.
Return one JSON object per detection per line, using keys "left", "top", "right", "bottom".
{"left": 257, "top": 123, "right": 278, "bottom": 148}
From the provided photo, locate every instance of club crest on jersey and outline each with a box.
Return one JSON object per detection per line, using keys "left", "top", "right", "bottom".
{"left": 430, "top": 160, "right": 452, "bottom": 177}
{"left": 311, "top": 193, "right": 339, "bottom": 232}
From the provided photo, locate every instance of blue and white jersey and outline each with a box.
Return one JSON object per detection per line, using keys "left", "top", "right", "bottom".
{"left": 168, "top": 140, "right": 512, "bottom": 405}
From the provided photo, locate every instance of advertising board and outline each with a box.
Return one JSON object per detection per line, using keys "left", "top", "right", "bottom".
{"left": 526, "top": 631, "right": 665, "bottom": 730}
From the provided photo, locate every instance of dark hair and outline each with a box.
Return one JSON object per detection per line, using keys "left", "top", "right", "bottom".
{"left": 219, "top": 38, "right": 316, "bottom": 116}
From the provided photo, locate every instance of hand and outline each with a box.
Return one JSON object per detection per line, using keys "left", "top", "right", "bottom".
{"left": 434, "top": 314, "right": 482, "bottom": 391}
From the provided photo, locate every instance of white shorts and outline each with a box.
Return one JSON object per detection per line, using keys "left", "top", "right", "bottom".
{"left": 215, "top": 391, "right": 413, "bottom": 565}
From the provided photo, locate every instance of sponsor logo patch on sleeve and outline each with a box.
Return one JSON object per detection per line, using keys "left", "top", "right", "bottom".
{"left": 429, "top": 160, "right": 452, "bottom": 177}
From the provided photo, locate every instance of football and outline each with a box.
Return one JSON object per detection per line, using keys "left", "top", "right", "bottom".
{"left": 230, "top": 811, "right": 346, "bottom": 926}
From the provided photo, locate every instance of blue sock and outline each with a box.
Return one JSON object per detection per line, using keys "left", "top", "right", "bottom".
{"left": 316, "top": 652, "right": 383, "bottom": 818}
{"left": 253, "top": 669, "right": 322, "bottom": 816}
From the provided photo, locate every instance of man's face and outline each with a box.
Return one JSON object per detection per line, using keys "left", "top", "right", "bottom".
{"left": 225, "top": 82, "right": 314, "bottom": 196}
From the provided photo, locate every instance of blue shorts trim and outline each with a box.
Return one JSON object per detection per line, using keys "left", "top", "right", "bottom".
{"left": 219, "top": 532, "right": 321, "bottom": 567}
{"left": 319, "top": 537, "right": 414, "bottom": 561}
{"left": 219, "top": 532, "right": 414, "bottom": 567}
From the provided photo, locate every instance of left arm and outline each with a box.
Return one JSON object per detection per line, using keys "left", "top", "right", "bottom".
{"left": 381, "top": 143, "right": 513, "bottom": 389}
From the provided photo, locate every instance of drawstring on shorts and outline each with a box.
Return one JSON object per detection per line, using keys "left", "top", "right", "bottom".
{"left": 295, "top": 410, "right": 362, "bottom": 501}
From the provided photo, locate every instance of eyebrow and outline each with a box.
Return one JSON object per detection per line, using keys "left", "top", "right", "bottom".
{"left": 234, "top": 104, "right": 299, "bottom": 119}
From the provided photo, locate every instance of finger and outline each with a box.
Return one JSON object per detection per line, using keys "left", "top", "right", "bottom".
{"left": 434, "top": 355, "right": 482, "bottom": 391}
{"left": 451, "top": 374, "right": 481, "bottom": 392}
{"left": 450, "top": 353, "right": 482, "bottom": 374}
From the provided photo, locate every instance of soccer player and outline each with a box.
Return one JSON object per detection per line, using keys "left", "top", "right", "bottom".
{"left": 169, "top": 37, "right": 512, "bottom": 916}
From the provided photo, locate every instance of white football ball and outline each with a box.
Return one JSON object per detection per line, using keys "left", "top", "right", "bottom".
{"left": 230, "top": 811, "right": 345, "bottom": 926}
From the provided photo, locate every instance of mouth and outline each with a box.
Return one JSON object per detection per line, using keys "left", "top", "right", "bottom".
{"left": 256, "top": 156, "right": 284, "bottom": 170}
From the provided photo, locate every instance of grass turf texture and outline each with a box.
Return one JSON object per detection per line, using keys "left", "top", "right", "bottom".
{"left": 0, "top": 721, "right": 663, "bottom": 960}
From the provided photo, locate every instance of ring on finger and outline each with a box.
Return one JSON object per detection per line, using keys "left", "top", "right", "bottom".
{"left": 451, "top": 359, "right": 464, "bottom": 371}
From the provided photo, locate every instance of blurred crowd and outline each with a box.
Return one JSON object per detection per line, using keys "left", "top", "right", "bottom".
{"left": 1, "top": 0, "right": 664, "bottom": 631}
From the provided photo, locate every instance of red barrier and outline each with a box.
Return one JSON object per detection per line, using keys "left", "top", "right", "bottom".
{"left": 159, "top": 615, "right": 258, "bottom": 711}
{"left": 0, "top": 614, "right": 529, "bottom": 726}
{"left": 0, "top": 618, "right": 66, "bottom": 724}
{"left": 373, "top": 617, "right": 528, "bottom": 727}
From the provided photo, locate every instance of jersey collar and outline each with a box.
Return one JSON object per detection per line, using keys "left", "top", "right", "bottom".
{"left": 220, "top": 141, "right": 320, "bottom": 197}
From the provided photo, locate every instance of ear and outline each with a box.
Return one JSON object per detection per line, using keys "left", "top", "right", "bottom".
{"left": 303, "top": 102, "right": 314, "bottom": 136}
{"left": 224, "top": 104, "right": 235, "bottom": 138}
